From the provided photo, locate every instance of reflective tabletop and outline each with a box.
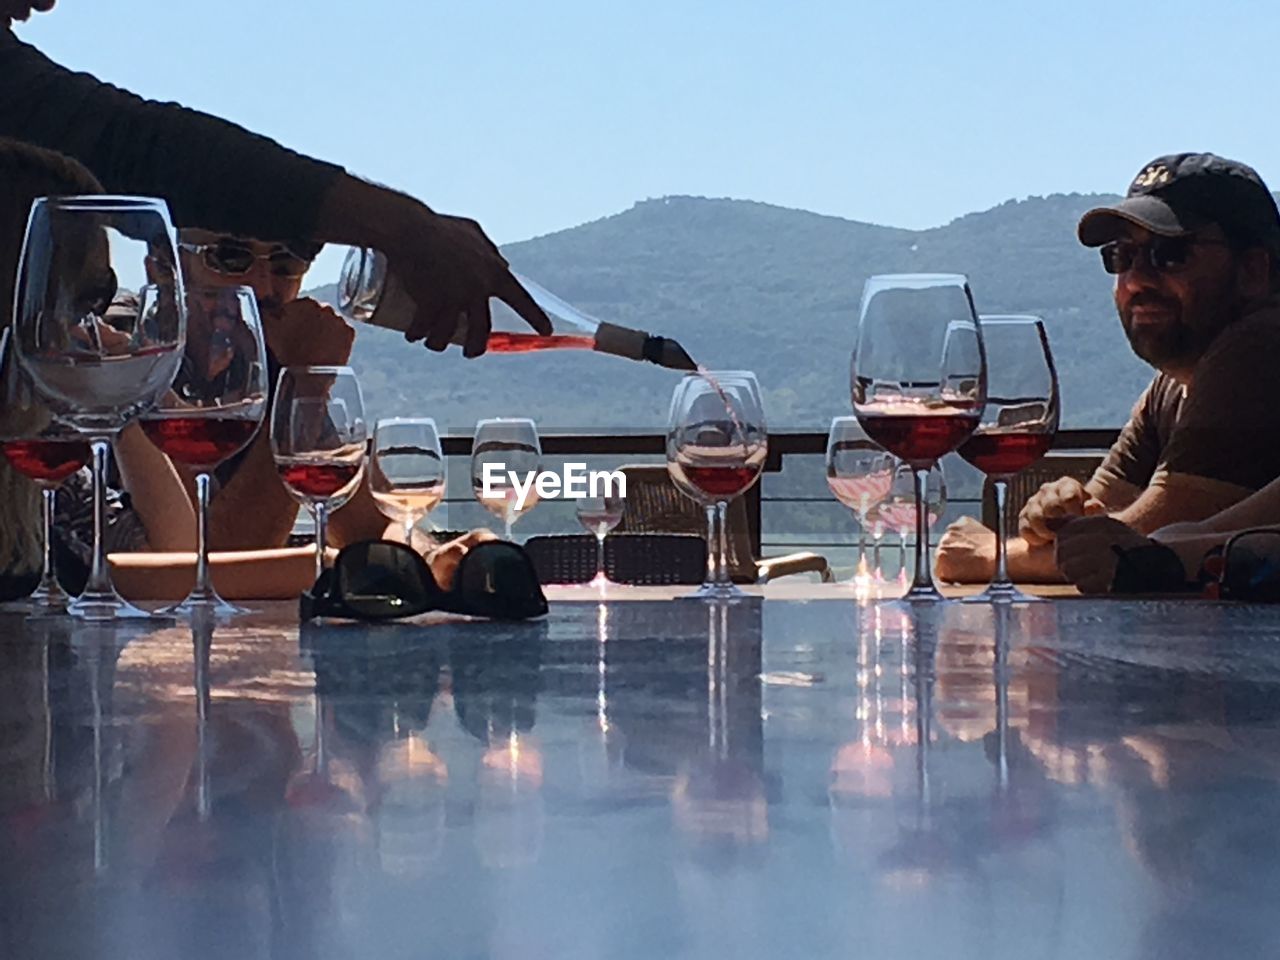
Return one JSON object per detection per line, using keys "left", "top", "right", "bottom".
{"left": 2, "top": 595, "right": 1280, "bottom": 959}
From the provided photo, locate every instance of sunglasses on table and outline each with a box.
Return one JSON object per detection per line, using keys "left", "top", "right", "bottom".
{"left": 1099, "top": 235, "right": 1231, "bottom": 275}
{"left": 301, "top": 539, "right": 549, "bottom": 622}
{"left": 179, "top": 240, "right": 314, "bottom": 279}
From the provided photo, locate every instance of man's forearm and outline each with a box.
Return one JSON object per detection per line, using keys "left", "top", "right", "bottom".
{"left": 112, "top": 424, "right": 195, "bottom": 551}
{"left": 1004, "top": 536, "right": 1067, "bottom": 583}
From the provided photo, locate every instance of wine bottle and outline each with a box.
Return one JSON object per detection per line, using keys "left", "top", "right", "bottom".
{"left": 336, "top": 247, "right": 697, "bottom": 371}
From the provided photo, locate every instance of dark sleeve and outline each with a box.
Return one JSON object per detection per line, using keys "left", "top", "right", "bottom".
{"left": 1162, "top": 313, "right": 1280, "bottom": 491}
{"left": 0, "top": 30, "right": 343, "bottom": 242}
{"left": 1091, "top": 379, "right": 1165, "bottom": 492}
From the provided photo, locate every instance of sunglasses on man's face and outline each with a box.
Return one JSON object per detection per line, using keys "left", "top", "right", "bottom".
{"left": 180, "top": 240, "right": 313, "bottom": 279}
{"left": 1099, "top": 235, "right": 1229, "bottom": 275}
{"left": 300, "top": 539, "right": 549, "bottom": 622}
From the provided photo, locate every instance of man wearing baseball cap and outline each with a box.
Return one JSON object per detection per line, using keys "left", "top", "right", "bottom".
{"left": 939, "top": 152, "right": 1280, "bottom": 585}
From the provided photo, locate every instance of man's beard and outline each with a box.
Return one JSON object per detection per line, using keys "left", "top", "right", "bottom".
{"left": 1120, "top": 290, "right": 1238, "bottom": 372}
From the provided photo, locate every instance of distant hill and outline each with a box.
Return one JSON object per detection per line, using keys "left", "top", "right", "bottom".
{"left": 314, "top": 193, "right": 1171, "bottom": 431}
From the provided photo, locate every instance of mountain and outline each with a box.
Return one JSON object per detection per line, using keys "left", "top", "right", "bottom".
{"left": 321, "top": 193, "right": 1161, "bottom": 432}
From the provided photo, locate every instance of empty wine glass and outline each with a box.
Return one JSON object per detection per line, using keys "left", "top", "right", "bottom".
{"left": 0, "top": 329, "right": 90, "bottom": 615}
{"left": 576, "top": 490, "right": 626, "bottom": 588}
{"left": 139, "top": 286, "right": 267, "bottom": 618}
{"left": 370, "top": 418, "right": 445, "bottom": 544}
{"left": 471, "top": 418, "right": 541, "bottom": 541}
{"left": 12, "top": 195, "right": 186, "bottom": 620}
{"left": 826, "top": 416, "right": 894, "bottom": 584}
{"left": 851, "top": 274, "right": 985, "bottom": 603}
{"left": 882, "top": 461, "right": 948, "bottom": 586}
{"left": 271, "top": 366, "right": 367, "bottom": 582}
{"left": 667, "top": 371, "right": 767, "bottom": 599}
{"left": 957, "top": 316, "right": 1059, "bottom": 603}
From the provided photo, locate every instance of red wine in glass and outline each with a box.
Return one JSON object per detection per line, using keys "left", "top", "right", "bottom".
{"left": 684, "top": 464, "right": 760, "bottom": 499}
{"left": 1, "top": 438, "right": 90, "bottom": 484}
{"left": 141, "top": 416, "right": 259, "bottom": 469}
{"left": 958, "top": 431, "right": 1053, "bottom": 477}
{"left": 278, "top": 460, "right": 363, "bottom": 500}
{"left": 858, "top": 409, "right": 980, "bottom": 467}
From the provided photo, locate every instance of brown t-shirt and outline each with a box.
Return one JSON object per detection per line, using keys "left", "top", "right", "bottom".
{"left": 1092, "top": 298, "right": 1280, "bottom": 496}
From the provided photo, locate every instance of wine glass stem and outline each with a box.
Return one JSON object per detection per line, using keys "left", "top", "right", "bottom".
{"left": 910, "top": 466, "right": 936, "bottom": 593}
{"left": 716, "top": 501, "right": 730, "bottom": 586}
{"left": 313, "top": 501, "right": 329, "bottom": 583}
{"left": 34, "top": 485, "right": 66, "bottom": 607}
{"left": 596, "top": 533, "right": 607, "bottom": 580}
{"left": 854, "top": 513, "right": 867, "bottom": 575}
{"left": 83, "top": 439, "right": 113, "bottom": 598}
{"left": 192, "top": 473, "right": 213, "bottom": 597}
{"left": 703, "top": 505, "right": 717, "bottom": 587}
{"left": 992, "top": 477, "right": 1012, "bottom": 588}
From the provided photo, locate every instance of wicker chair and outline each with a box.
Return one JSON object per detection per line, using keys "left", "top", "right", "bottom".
{"left": 524, "top": 533, "right": 707, "bottom": 585}
{"left": 613, "top": 465, "right": 832, "bottom": 584}
{"left": 981, "top": 453, "right": 1105, "bottom": 531}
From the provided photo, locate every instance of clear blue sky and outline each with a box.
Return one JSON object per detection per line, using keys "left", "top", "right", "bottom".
{"left": 16, "top": 0, "right": 1279, "bottom": 244}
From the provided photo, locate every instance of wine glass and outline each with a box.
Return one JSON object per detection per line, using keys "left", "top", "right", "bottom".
{"left": 271, "top": 366, "right": 367, "bottom": 583}
{"left": 576, "top": 490, "right": 626, "bottom": 588}
{"left": 826, "top": 416, "right": 894, "bottom": 584}
{"left": 12, "top": 195, "right": 186, "bottom": 620}
{"left": 471, "top": 418, "right": 541, "bottom": 541}
{"left": 851, "top": 274, "right": 985, "bottom": 603}
{"left": 882, "top": 461, "right": 948, "bottom": 585}
{"left": 370, "top": 418, "right": 445, "bottom": 544}
{"left": 0, "top": 329, "right": 90, "bottom": 615}
{"left": 139, "top": 286, "right": 268, "bottom": 618}
{"left": 667, "top": 371, "right": 767, "bottom": 599}
{"left": 957, "top": 316, "right": 1059, "bottom": 603}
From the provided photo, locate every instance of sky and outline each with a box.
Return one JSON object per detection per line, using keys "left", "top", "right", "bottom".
{"left": 15, "top": 0, "right": 1280, "bottom": 246}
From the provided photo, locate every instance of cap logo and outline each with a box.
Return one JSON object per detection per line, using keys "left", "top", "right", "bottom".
{"left": 1133, "top": 164, "right": 1172, "bottom": 190}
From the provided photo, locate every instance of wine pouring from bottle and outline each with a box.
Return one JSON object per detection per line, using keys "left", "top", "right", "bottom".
{"left": 337, "top": 247, "right": 697, "bottom": 371}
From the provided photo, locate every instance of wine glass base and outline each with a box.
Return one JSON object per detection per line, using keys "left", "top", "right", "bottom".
{"left": 157, "top": 592, "right": 251, "bottom": 620}
{"left": 962, "top": 582, "right": 1043, "bottom": 604}
{"left": 68, "top": 589, "right": 165, "bottom": 622}
{"left": 889, "top": 583, "right": 949, "bottom": 604}
{"left": 682, "top": 581, "right": 748, "bottom": 601}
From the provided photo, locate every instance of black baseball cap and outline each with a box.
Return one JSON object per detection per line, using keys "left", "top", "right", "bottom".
{"left": 1078, "top": 152, "right": 1280, "bottom": 255}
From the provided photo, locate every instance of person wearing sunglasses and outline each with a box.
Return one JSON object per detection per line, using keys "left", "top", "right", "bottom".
{"left": 939, "top": 152, "right": 1280, "bottom": 588}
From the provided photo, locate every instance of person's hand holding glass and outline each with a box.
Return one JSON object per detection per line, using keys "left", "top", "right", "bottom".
{"left": 826, "top": 416, "right": 894, "bottom": 584}
{"left": 139, "top": 286, "right": 267, "bottom": 617}
{"left": 370, "top": 417, "right": 445, "bottom": 545}
{"left": 471, "top": 418, "right": 541, "bottom": 541}
{"left": 851, "top": 274, "right": 985, "bottom": 603}
{"left": 667, "top": 371, "right": 767, "bottom": 599}
{"left": 956, "top": 316, "right": 1059, "bottom": 602}
{"left": 12, "top": 196, "right": 186, "bottom": 620}
{"left": 271, "top": 366, "right": 367, "bottom": 582}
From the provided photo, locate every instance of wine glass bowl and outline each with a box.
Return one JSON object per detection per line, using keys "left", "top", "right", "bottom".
{"left": 0, "top": 329, "right": 89, "bottom": 614}
{"left": 826, "top": 416, "right": 894, "bottom": 584}
{"left": 139, "top": 285, "right": 267, "bottom": 617}
{"left": 370, "top": 417, "right": 445, "bottom": 544}
{"left": 271, "top": 366, "right": 367, "bottom": 582}
{"left": 470, "top": 418, "right": 541, "bottom": 541}
{"left": 576, "top": 491, "right": 626, "bottom": 588}
{"left": 667, "top": 371, "right": 767, "bottom": 599}
{"left": 957, "top": 316, "right": 1059, "bottom": 603}
{"left": 11, "top": 195, "right": 186, "bottom": 621}
{"left": 851, "top": 274, "right": 985, "bottom": 603}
